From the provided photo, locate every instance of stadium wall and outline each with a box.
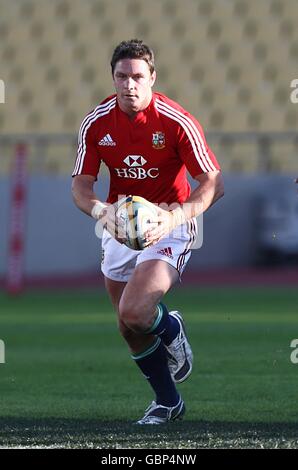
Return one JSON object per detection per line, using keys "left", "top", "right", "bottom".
{"left": 0, "top": 175, "right": 296, "bottom": 280}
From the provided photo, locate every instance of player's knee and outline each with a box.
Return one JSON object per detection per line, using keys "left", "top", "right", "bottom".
{"left": 118, "top": 300, "right": 151, "bottom": 333}
{"left": 118, "top": 319, "right": 134, "bottom": 341}
{"left": 118, "top": 305, "right": 143, "bottom": 332}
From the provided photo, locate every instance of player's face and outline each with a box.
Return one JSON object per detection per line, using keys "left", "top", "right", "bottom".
{"left": 113, "top": 59, "right": 156, "bottom": 117}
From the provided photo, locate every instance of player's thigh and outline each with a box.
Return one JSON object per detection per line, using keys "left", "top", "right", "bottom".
{"left": 119, "top": 259, "right": 179, "bottom": 329}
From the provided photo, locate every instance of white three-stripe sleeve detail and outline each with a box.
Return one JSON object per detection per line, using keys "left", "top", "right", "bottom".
{"left": 156, "top": 100, "right": 216, "bottom": 172}
{"left": 75, "top": 97, "right": 116, "bottom": 173}
{"left": 156, "top": 99, "right": 216, "bottom": 172}
{"left": 74, "top": 97, "right": 116, "bottom": 174}
{"left": 77, "top": 97, "right": 116, "bottom": 153}
{"left": 156, "top": 99, "right": 216, "bottom": 171}
{"left": 73, "top": 100, "right": 116, "bottom": 175}
{"left": 155, "top": 103, "right": 208, "bottom": 172}
{"left": 75, "top": 103, "right": 116, "bottom": 175}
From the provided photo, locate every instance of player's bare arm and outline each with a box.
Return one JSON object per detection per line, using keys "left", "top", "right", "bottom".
{"left": 185, "top": 169, "right": 224, "bottom": 215}
{"left": 72, "top": 174, "right": 100, "bottom": 216}
{"left": 145, "top": 170, "right": 224, "bottom": 244}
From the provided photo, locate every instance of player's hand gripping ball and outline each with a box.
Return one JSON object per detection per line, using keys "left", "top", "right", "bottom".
{"left": 115, "top": 195, "right": 159, "bottom": 250}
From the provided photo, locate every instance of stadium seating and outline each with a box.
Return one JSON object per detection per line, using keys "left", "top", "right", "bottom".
{"left": 0, "top": 0, "right": 297, "bottom": 174}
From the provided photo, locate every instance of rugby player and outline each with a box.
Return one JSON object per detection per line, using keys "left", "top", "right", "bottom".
{"left": 72, "top": 39, "right": 224, "bottom": 424}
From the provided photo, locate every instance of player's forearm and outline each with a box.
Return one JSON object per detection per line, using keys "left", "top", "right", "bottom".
{"left": 173, "top": 171, "right": 224, "bottom": 222}
{"left": 146, "top": 173, "right": 224, "bottom": 243}
{"left": 72, "top": 176, "right": 105, "bottom": 218}
{"left": 186, "top": 178, "right": 224, "bottom": 216}
{"left": 72, "top": 184, "right": 97, "bottom": 216}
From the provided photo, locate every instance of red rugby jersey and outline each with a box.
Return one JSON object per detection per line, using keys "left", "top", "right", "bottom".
{"left": 72, "top": 92, "right": 220, "bottom": 205}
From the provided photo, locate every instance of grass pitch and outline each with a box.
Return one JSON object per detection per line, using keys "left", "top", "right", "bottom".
{"left": 0, "top": 287, "right": 297, "bottom": 448}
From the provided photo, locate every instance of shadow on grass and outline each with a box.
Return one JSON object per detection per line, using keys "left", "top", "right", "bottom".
{"left": 0, "top": 417, "right": 298, "bottom": 448}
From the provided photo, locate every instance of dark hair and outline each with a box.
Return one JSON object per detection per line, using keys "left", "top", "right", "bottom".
{"left": 110, "top": 39, "right": 155, "bottom": 75}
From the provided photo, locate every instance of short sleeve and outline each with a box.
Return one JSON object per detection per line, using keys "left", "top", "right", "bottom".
{"left": 177, "top": 113, "right": 220, "bottom": 177}
{"left": 72, "top": 115, "right": 101, "bottom": 179}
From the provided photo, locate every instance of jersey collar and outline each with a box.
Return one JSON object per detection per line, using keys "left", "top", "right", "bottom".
{"left": 117, "top": 95, "right": 154, "bottom": 125}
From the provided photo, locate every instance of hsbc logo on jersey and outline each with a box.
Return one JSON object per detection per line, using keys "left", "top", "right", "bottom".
{"left": 114, "top": 155, "right": 159, "bottom": 179}
{"left": 123, "top": 155, "right": 147, "bottom": 167}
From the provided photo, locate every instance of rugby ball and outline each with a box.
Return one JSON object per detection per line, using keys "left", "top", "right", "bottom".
{"left": 116, "top": 195, "right": 158, "bottom": 250}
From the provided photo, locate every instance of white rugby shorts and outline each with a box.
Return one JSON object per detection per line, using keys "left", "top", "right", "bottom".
{"left": 100, "top": 219, "right": 197, "bottom": 282}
